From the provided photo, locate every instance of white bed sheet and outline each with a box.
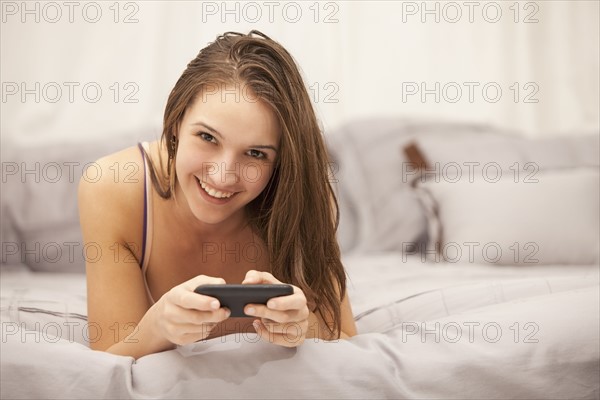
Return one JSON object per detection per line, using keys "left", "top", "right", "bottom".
{"left": 342, "top": 253, "right": 599, "bottom": 331}
{"left": 1, "top": 255, "right": 599, "bottom": 399}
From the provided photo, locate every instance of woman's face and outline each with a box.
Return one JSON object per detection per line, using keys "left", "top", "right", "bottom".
{"left": 175, "top": 84, "right": 281, "bottom": 228}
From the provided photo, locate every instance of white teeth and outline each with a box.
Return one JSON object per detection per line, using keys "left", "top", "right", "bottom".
{"left": 198, "top": 178, "right": 234, "bottom": 199}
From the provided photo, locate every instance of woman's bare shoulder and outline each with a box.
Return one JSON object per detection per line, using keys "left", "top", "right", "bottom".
{"left": 78, "top": 144, "right": 147, "bottom": 243}
{"left": 79, "top": 144, "right": 146, "bottom": 202}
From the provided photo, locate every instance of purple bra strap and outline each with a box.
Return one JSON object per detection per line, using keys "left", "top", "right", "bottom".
{"left": 137, "top": 142, "right": 147, "bottom": 270}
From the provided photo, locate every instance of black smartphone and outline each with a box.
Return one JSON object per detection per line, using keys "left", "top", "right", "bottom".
{"left": 194, "top": 284, "right": 294, "bottom": 317}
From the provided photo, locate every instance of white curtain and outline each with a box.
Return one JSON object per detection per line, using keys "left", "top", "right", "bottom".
{"left": 1, "top": 0, "right": 598, "bottom": 147}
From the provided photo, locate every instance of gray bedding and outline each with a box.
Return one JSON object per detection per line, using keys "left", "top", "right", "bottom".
{"left": 2, "top": 257, "right": 598, "bottom": 399}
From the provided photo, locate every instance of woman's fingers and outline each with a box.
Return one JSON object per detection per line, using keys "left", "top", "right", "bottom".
{"left": 246, "top": 301, "right": 309, "bottom": 346}
{"left": 167, "top": 324, "right": 219, "bottom": 345}
{"left": 245, "top": 303, "right": 308, "bottom": 324}
{"left": 183, "top": 274, "right": 227, "bottom": 291}
{"left": 176, "top": 289, "right": 221, "bottom": 312}
{"left": 242, "top": 270, "right": 282, "bottom": 285}
{"left": 239, "top": 276, "right": 309, "bottom": 347}
{"left": 264, "top": 292, "right": 308, "bottom": 313}
{"left": 170, "top": 275, "right": 227, "bottom": 311}
{"left": 168, "top": 304, "right": 231, "bottom": 325}
{"left": 159, "top": 304, "right": 230, "bottom": 345}
{"left": 245, "top": 287, "right": 309, "bottom": 323}
{"left": 259, "top": 318, "right": 307, "bottom": 334}
{"left": 155, "top": 274, "right": 233, "bottom": 346}
{"left": 253, "top": 319, "right": 307, "bottom": 347}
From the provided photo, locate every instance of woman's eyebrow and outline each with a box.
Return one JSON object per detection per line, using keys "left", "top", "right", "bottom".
{"left": 250, "top": 144, "right": 279, "bottom": 152}
{"left": 191, "top": 121, "right": 278, "bottom": 152}
{"left": 192, "top": 121, "right": 222, "bottom": 137}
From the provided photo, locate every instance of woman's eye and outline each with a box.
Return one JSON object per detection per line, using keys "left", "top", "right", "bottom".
{"left": 248, "top": 149, "right": 266, "bottom": 159}
{"left": 199, "top": 132, "right": 216, "bottom": 143}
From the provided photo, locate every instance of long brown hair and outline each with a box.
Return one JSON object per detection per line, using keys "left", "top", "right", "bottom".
{"left": 144, "top": 30, "right": 345, "bottom": 339}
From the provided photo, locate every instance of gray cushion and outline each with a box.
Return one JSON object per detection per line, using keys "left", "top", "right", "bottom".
{"left": 2, "top": 129, "right": 159, "bottom": 273}
{"left": 406, "top": 130, "right": 600, "bottom": 264}
{"left": 325, "top": 118, "right": 498, "bottom": 254}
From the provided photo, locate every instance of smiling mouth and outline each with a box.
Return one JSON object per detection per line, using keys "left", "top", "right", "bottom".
{"left": 195, "top": 177, "right": 238, "bottom": 199}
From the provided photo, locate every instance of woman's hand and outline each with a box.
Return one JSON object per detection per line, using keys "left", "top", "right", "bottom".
{"left": 150, "top": 275, "right": 231, "bottom": 346}
{"left": 242, "top": 270, "right": 309, "bottom": 347}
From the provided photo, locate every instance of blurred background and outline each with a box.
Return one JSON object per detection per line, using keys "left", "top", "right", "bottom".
{"left": 1, "top": 1, "right": 599, "bottom": 271}
{"left": 2, "top": 0, "right": 598, "bottom": 147}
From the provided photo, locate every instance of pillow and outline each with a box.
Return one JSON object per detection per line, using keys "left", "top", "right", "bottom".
{"left": 326, "top": 117, "right": 498, "bottom": 254}
{"left": 402, "top": 132, "right": 599, "bottom": 182}
{"left": 409, "top": 166, "right": 599, "bottom": 265}
{"left": 2, "top": 128, "right": 160, "bottom": 273}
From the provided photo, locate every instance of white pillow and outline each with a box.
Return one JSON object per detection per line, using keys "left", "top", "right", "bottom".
{"left": 413, "top": 167, "right": 600, "bottom": 265}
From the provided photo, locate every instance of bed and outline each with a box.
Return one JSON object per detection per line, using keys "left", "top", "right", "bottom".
{"left": 2, "top": 118, "right": 599, "bottom": 399}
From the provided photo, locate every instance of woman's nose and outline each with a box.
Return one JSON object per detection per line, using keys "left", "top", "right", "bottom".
{"left": 219, "top": 160, "right": 240, "bottom": 185}
{"left": 205, "top": 157, "right": 240, "bottom": 186}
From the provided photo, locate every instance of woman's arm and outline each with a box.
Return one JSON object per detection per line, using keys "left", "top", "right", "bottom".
{"left": 102, "top": 303, "right": 175, "bottom": 359}
{"left": 96, "top": 271, "right": 232, "bottom": 360}
{"left": 78, "top": 151, "right": 170, "bottom": 357}
{"left": 79, "top": 151, "right": 229, "bottom": 359}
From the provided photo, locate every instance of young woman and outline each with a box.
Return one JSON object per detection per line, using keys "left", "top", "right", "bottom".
{"left": 78, "top": 30, "right": 357, "bottom": 359}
